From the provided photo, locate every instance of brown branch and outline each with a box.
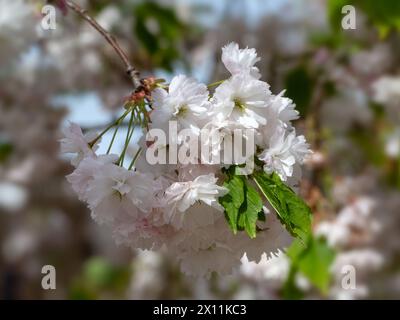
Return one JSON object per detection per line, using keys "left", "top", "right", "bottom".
{"left": 65, "top": 0, "right": 141, "bottom": 89}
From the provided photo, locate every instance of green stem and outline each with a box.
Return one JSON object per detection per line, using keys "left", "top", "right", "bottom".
{"left": 139, "top": 103, "right": 150, "bottom": 128}
{"left": 155, "top": 83, "right": 168, "bottom": 89}
{"left": 128, "top": 147, "right": 142, "bottom": 170}
{"left": 89, "top": 108, "right": 131, "bottom": 148}
{"left": 106, "top": 124, "right": 120, "bottom": 154}
{"left": 118, "top": 109, "right": 135, "bottom": 166}
{"left": 207, "top": 80, "right": 224, "bottom": 89}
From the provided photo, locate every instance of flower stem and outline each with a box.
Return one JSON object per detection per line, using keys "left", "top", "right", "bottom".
{"left": 207, "top": 80, "right": 224, "bottom": 89}
{"left": 89, "top": 108, "right": 131, "bottom": 148}
{"left": 106, "top": 124, "right": 120, "bottom": 154}
{"left": 128, "top": 148, "right": 142, "bottom": 170}
{"left": 118, "top": 109, "right": 135, "bottom": 166}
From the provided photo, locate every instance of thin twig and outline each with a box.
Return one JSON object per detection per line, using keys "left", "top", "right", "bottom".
{"left": 65, "top": 0, "right": 141, "bottom": 89}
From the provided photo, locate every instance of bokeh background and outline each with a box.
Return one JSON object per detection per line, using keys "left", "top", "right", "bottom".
{"left": 1, "top": 0, "right": 400, "bottom": 299}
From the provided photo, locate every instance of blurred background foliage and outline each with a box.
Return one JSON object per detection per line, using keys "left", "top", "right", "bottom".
{"left": 1, "top": 0, "right": 400, "bottom": 299}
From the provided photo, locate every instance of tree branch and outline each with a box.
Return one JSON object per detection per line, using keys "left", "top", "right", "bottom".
{"left": 65, "top": 0, "right": 141, "bottom": 89}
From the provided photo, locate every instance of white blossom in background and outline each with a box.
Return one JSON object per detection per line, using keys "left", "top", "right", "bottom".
{"left": 0, "top": 182, "right": 28, "bottom": 212}
{"left": 318, "top": 177, "right": 392, "bottom": 300}
{"left": 330, "top": 249, "right": 384, "bottom": 300}
{"left": 385, "top": 128, "right": 400, "bottom": 158}
{"left": 372, "top": 76, "right": 400, "bottom": 122}
{"left": 221, "top": 42, "right": 261, "bottom": 78}
{"left": 316, "top": 197, "right": 381, "bottom": 249}
{"left": 321, "top": 88, "right": 372, "bottom": 132}
{"left": 0, "top": 0, "right": 37, "bottom": 63}
{"left": 239, "top": 250, "right": 310, "bottom": 299}
{"left": 128, "top": 250, "right": 165, "bottom": 299}
{"left": 240, "top": 251, "right": 290, "bottom": 288}
{"left": 315, "top": 195, "right": 384, "bottom": 299}
{"left": 350, "top": 44, "right": 392, "bottom": 76}
{"left": 372, "top": 76, "right": 400, "bottom": 106}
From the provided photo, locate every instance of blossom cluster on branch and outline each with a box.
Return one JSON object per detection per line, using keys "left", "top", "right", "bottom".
{"left": 61, "top": 43, "right": 311, "bottom": 277}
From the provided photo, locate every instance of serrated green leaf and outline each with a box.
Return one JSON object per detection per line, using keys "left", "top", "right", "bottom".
{"left": 219, "top": 169, "right": 263, "bottom": 238}
{"left": 219, "top": 175, "right": 244, "bottom": 234}
{"left": 252, "top": 171, "right": 312, "bottom": 242}
{"left": 238, "top": 181, "right": 263, "bottom": 238}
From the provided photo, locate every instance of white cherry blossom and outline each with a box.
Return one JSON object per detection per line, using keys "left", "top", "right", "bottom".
{"left": 211, "top": 74, "right": 271, "bottom": 129}
{"left": 162, "top": 174, "right": 227, "bottom": 229}
{"left": 222, "top": 42, "right": 261, "bottom": 79}
{"left": 150, "top": 74, "right": 210, "bottom": 135}
{"left": 60, "top": 122, "right": 99, "bottom": 167}
{"left": 259, "top": 127, "right": 310, "bottom": 181}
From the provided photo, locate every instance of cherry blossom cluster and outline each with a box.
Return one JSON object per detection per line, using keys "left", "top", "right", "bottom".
{"left": 61, "top": 43, "right": 310, "bottom": 276}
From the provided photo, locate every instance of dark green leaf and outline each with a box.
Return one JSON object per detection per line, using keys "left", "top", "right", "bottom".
{"left": 354, "top": 0, "right": 400, "bottom": 36}
{"left": 328, "top": 0, "right": 400, "bottom": 37}
{"left": 133, "top": 2, "right": 186, "bottom": 70}
{"left": 219, "top": 169, "right": 263, "bottom": 238}
{"left": 282, "top": 266, "right": 305, "bottom": 300}
{"left": 327, "top": 0, "right": 350, "bottom": 32}
{"left": 238, "top": 181, "right": 263, "bottom": 238}
{"left": 0, "top": 143, "right": 13, "bottom": 163}
{"left": 287, "top": 237, "right": 336, "bottom": 294}
{"left": 252, "top": 171, "right": 312, "bottom": 242}
{"left": 219, "top": 175, "right": 245, "bottom": 234}
{"left": 284, "top": 66, "right": 314, "bottom": 117}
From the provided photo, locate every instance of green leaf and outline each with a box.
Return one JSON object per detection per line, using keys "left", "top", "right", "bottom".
{"left": 328, "top": 0, "right": 400, "bottom": 37}
{"left": 252, "top": 171, "right": 312, "bottom": 242}
{"left": 0, "top": 143, "right": 13, "bottom": 163}
{"left": 354, "top": 0, "right": 400, "bottom": 35}
{"left": 237, "top": 181, "right": 263, "bottom": 238}
{"left": 286, "top": 237, "right": 336, "bottom": 294}
{"left": 284, "top": 66, "right": 314, "bottom": 117}
{"left": 327, "top": 0, "right": 350, "bottom": 32}
{"left": 84, "top": 257, "right": 120, "bottom": 288}
{"left": 219, "top": 175, "right": 245, "bottom": 234}
{"left": 281, "top": 267, "right": 305, "bottom": 300}
{"left": 257, "top": 209, "right": 266, "bottom": 222}
{"left": 69, "top": 257, "right": 131, "bottom": 300}
{"left": 219, "top": 169, "right": 263, "bottom": 238}
{"left": 133, "top": 2, "right": 186, "bottom": 71}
